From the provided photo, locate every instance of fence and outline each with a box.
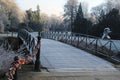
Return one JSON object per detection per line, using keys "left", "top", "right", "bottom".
{"left": 6, "top": 29, "right": 41, "bottom": 80}
{"left": 18, "top": 29, "right": 41, "bottom": 71}
{"left": 42, "top": 31, "right": 120, "bottom": 63}
{"left": 18, "top": 29, "right": 37, "bottom": 54}
{"left": 0, "top": 32, "right": 18, "bottom": 37}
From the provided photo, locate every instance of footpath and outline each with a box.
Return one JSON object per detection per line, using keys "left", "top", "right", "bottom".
{"left": 18, "top": 64, "right": 120, "bottom": 80}
{"left": 18, "top": 72, "right": 120, "bottom": 80}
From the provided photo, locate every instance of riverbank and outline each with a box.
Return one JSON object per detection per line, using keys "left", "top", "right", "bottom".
{"left": 0, "top": 45, "right": 19, "bottom": 78}
{"left": 0, "top": 37, "right": 23, "bottom": 79}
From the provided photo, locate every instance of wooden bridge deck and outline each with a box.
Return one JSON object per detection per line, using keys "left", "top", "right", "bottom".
{"left": 40, "top": 39, "right": 118, "bottom": 72}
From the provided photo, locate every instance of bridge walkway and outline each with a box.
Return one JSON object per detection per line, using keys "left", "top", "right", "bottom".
{"left": 40, "top": 39, "right": 118, "bottom": 72}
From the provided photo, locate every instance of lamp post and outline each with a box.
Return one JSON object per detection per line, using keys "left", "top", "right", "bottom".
{"left": 34, "top": 31, "right": 41, "bottom": 71}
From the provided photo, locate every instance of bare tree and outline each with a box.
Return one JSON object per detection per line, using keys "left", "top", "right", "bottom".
{"left": 81, "top": 2, "right": 89, "bottom": 18}
{"left": 91, "top": 3, "right": 109, "bottom": 24}
{"left": 106, "top": 0, "right": 120, "bottom": 11}
{"left": 90, "top": 0, "right": 120, "bottom": 24}
{"left": 0, "top": 0, "right": 24, "bottom": 32}
{"left": 40, "top": 13, "right": 49, "bottom": 31}
{"left": 64, "top": 0, "right": 78, "bottom": 32}
{"left": 48, "top": 15, "right": 63, "bottom": 31}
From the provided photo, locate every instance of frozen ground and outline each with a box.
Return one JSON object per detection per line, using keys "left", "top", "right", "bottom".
{"left": 0, "top": 45, "right": 20, "bottom": 73}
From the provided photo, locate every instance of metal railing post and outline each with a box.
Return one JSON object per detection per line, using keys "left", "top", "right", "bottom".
{"left": 34, "top": 31, "right": 41, "bottom": 71}
{"left": 85, "top": 36, "right": 88, "bottom": 48}
{"left": 95, "top": 38, "right": 98, "bottom": 53}
{"left": 77, "top": 34, "right": 79, "bottom": 47}
{"left": 71, "top": 33, "right": 72, "bottom": 45}
{"left": 109, "top": 40, "right": 112, "bottom": 51}
{"left": 109, "top": 40, "right": 112, "bottom": 56}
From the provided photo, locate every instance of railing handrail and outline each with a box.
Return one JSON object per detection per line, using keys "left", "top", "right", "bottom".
{"left": 6, "top": 29, "right": 41, "bottom": 80}
{"left": 0, "top": 32, "right": 18, "bottom": 37}
{"left": 18, "top": 29, "right": 37, "bottom": 54}
{"left": 42, "top": 31, "right": 120, "bottom": 62}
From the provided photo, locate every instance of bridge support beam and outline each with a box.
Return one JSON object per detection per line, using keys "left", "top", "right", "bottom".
{"left": 34, "top": 32, "right": 41, "bottom": 71}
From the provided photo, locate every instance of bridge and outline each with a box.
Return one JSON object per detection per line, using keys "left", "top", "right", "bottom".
{"left": 4, "top": 29, "right": 120, "bottom": 80}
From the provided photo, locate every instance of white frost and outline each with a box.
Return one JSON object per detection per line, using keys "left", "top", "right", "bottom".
{"left": 0, "top": 46, "right": 20, "bottom": 72}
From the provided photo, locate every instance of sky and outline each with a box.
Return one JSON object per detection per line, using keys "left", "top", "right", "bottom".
{"left": 16, "top": 0, "right": 105, "bottom": 16}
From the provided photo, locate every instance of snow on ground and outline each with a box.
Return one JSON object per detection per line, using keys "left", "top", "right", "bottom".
{"left": 0, "top": 45, "right": 21, "bottom": 73}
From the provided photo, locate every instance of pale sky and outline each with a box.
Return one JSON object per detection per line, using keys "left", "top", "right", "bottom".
{"left": 16, "top": 0, "right": 105, "bottom": 16}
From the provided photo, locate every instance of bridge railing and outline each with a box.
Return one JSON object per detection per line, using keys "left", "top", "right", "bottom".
{"left": 5, "top": 30, "right": 41, "bottom": 80}
{"left": 0, "top": 32, "right": 18, "bottom": 37}
{"left": 18, "top": 29, "right": 37, "bottom": 54}
{"left": 42, "top": 31, "right": 120, "bottom": 62}
{"left": 18, "top": 29, "right": 41, "bottom": 70}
